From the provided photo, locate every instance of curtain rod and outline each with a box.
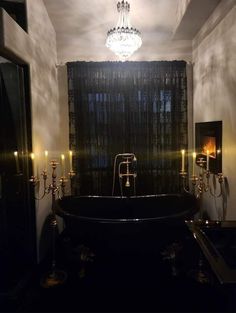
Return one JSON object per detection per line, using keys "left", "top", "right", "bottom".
{"left": 55, "top": 62, "right": 66, "bottom": 68}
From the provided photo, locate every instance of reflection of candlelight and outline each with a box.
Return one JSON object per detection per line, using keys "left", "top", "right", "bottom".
{"left": 69, "top": 150, "right": 73, "bottom": 172}
{"left": 61, "top": 154, "right": 65, "bottom": 177}
{"left": 14, "top": 151, "right": 20, "bottom": 173}
{"left": 181, "top": 149, "right": 185, "bottom": 172}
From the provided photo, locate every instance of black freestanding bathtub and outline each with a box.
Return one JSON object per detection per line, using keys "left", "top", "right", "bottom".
{"left": 56, "top": 193, "right": 198, "bottom": 255}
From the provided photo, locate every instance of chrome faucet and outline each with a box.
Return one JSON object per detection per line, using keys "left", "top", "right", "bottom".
{"left": 112, "top": 153, "right": 137, "bottom": 196}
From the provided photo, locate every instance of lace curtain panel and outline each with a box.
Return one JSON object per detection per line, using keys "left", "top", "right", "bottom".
{"left": 67, "top": 61, "right": 188, "bottom": 196}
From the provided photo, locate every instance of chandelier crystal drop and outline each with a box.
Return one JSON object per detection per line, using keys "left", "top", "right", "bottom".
{"left": 106, "top": 0, "right": 142, "bottom": 60}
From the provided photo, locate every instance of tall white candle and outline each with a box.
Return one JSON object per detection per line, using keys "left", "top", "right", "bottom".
{"left": 69, "top": 150, "right": 73, "bottom": 172}
{"left": 61, "top": 154, "right": 65, "bottom": 177}
{"left": 206, "top": 150, "right": 209, "bottom": 171}
{"left": 192, "top": 152, "right": 196, "bottom": 176}
{"left": 14, "top": 151, "right": 20, "bottom": 173}
{"left": 44, "top": 150, "right": 48, "bottom": 172}
{"left": 30, "top": 153, "right": 35, "bottom": 175}
{"left": 181, "top": 149, "right": 185, "bottom": 172}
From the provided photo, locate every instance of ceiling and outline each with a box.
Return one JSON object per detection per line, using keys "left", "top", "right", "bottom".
{"left": 42, "top": 0, "right": 220, "bottom": 64}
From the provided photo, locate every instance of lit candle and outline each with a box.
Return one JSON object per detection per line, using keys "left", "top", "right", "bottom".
{"left": 14, "top": 151, "right": 20, "bottom": 173}
{"left": 30, "top": 153, "right": 35, "bottom": 175}
{"left": 69, "top": 150, "right": 73, "bottom": 172}
{"left": 206, "top": 150, "right": 209, "bottom": 171}
{"left": 181, "top": 149, "right": 185, "bottom": 172}
{"left": 44, "top": 150, "right": 48, "bottom": 172}
{"left": 192, "top": 152, "right": 196, "bottom": 176}
{"left": 61, "top": 154, "right": 65, "bottom": 177}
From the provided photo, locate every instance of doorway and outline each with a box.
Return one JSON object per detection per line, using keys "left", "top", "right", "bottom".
{"left": 0, "top": 56, "right": 36, "bottom": 297}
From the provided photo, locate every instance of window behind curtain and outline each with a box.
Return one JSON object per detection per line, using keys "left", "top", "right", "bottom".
{"left": 67, "top": 61, "right": 188, "bottom": 196}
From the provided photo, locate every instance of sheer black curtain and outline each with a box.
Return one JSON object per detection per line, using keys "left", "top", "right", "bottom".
{"left": 67, "top": 61, "right": 188, "bottom": 196}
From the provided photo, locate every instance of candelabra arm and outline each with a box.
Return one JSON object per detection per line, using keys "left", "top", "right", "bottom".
{"left": 205, "top": 170, "right": 210, "bottom": 189}
{"left": 30, "top": 171, "right": 49, "bottom": 200}
{"left": 69, "top": 170, "right": 76, "bottom": 195}
{"left": 197, "top": 170, "right": 207, "bottom": 197}
{"left": 180, "top": 171, "right": 192, "bottom": 194}
{"left": 209, "top": 173, "right": 224, "bottom": 198}
{"left": 191, "top": 175, "right": 198, "bottom": 197}
{"left": 60, "top": 176, "right": 68, "bottom": 198}
{"left": 50, "top": 161, "right": 59, "bottom": 213}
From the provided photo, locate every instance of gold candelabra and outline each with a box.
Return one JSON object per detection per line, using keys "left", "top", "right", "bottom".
{"left": 29, "top": 160, "right": 75, "bottom": 200}
{"left": 179, "top": 151, "right": 224, "bottom": 284}
{"left": 180, "top": 153, "right": 224, "bottom": 200}
{"left": 29, "top": 159, "right": 75, "bottom": 288}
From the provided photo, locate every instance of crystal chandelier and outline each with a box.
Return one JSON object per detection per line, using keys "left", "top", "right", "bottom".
{"left": 106, "top": 0, "right": 142, "bottom": 60}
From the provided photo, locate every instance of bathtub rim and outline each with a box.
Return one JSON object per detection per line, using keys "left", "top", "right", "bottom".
{"left": 55, "top": 193, "right": 199, "bottom": 224}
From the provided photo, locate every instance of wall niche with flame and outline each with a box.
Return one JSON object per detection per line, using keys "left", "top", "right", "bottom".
{"left": 195, "top": 121, "right": 222, "bottom": 174}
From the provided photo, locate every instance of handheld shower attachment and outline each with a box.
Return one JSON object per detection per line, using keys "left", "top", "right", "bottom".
{"left": 112, "top": 153, "right": 137, "bottom": 197}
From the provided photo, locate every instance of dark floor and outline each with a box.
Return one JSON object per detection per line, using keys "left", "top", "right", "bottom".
{"left": 1, "top": 232, "right": 234, "bottom": 312}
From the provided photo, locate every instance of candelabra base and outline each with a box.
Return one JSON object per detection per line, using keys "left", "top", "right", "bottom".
{"left": 40, "top": 269, "right": 67, "bottom": 288}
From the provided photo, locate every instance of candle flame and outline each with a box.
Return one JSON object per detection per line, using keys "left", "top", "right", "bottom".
{"left": 31, "top": 153, "right": 35, "bottom": 160}
{"left": 69, "top": 150, "right": 73, "bottom": 156}
{"left": 61, "top": 154, "right": 65, "bottom": 160}
{"left": 44, "top": 150, "right": 48, "bottom": 157}
{"left": 14, "top": 151, "right": 18, "bottom": 157}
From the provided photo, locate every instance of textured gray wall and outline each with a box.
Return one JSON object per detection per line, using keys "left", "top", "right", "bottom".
{"left": 27, "top": 0, "right": 69, "bottom": 260}
{"left": 193, "top": 2, "right": 236, "bottom": 220}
